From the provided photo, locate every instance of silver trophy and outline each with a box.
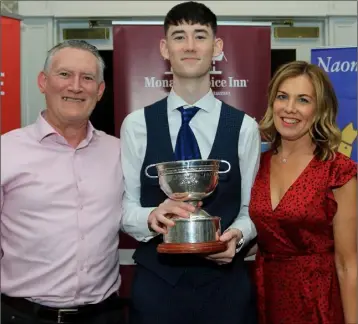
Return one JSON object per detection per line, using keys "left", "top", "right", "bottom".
{"left": 145, "top": 159, "right": 231, "bottom": 254}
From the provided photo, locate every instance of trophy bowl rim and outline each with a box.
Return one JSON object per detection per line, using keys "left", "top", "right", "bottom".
{"left": 144, "top": 159, "right": 231, "bottom": 179}
{"left": 156, "top": 159, "right": 221, "bottom": 169}
{"left": 160, "top": 158, "right": 220, "bottom": 164}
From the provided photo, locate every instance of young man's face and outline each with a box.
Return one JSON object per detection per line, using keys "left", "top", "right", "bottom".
{"left": 160, "top": 22, "right": 223, "bottom": 79}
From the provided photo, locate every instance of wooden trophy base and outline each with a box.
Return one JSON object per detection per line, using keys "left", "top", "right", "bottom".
{"left": 157, "top": 240, "right": 227, "bottom": 254}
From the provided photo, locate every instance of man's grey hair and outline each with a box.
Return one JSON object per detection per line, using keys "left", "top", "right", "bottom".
{"left": 43, "top": 40, "right": 105, "bottom": 82}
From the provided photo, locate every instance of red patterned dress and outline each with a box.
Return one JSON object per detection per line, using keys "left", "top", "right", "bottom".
{"left": 249, "top": 150, "right": 357, "bottom": 324}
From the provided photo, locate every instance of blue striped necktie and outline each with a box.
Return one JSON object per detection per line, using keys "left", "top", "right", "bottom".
{"left": 174, "top": 106, "right": 202, "bottom": 160}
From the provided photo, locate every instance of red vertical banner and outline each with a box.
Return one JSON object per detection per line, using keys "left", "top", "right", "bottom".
{"left": 0, "top": 16, "right": 21, "bottom": 134}
{"left": 113, "top": 23, "right": 271, "bottom": 298}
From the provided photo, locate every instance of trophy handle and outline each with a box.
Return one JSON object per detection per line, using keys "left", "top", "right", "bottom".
{"left": 144, "top": 163, "right": 158, "bottom": 178}
{"left": 218, "top": 160, "right": 231, "bottom": 174}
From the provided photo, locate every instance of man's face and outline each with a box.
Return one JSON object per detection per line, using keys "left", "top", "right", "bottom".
{"left": 37, "top": 47, "right": 105, "bottom": 125}
{"left": 160, "top": 23, "right": 223, "bottom": 79}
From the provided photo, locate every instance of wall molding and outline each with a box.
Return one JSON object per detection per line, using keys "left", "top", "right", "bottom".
{"left": 18, "top": 1, "right": 357, "bottom": 18}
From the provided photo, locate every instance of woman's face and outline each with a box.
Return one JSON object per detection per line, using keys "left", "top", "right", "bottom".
{"left": 273, "top": 74, "right": 316, "bottom": 142}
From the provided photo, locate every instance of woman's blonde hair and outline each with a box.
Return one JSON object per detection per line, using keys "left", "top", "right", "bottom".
{"left": 260, "top": 60, "right": 341, "bottom": 161}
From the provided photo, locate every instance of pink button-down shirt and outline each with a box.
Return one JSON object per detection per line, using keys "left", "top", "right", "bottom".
{"left": 0, "top": 113, "right": 123, "bottom": 307}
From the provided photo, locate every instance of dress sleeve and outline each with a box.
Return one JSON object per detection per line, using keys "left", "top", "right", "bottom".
{"left": 328, "top": 152, "right": 357, "bottom": 189}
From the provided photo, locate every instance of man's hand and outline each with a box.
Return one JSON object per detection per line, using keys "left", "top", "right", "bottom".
{"left": 148, "top": 198, "right": 197, "bottom": 234}
{"left": 205, "top": 228, "right": 243, "bottom": 265}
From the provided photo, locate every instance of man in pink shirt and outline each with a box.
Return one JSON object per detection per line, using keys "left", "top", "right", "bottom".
{"left": 1, "top": 40, "right": 124, "bottom": 324}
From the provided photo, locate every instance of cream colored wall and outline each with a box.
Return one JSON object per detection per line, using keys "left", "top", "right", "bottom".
{"left": 19, "top": 1, "right": 357, "bottom": 127}
{"left": 17, "top": 1, "right": 358, "bottom": 17}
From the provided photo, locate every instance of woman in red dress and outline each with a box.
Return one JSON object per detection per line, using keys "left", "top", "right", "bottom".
{"left": 249, "top": 61, "right": 356, "bottom": 324}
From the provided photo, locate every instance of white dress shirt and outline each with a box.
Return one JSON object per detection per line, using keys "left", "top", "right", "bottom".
{"left": 120, "top": 89, "right": 260, "bottom": 248}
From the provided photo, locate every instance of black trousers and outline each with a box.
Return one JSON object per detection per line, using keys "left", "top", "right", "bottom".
{"left": 129, "top": 263, "right": 258, "bottom": 324}
{"left": 1, "top": 295, "right": 125, "bottom": 324}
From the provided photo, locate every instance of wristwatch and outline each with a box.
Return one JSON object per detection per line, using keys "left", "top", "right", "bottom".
{"left": 235, "top": 236, "right": 245, "bottom": 253}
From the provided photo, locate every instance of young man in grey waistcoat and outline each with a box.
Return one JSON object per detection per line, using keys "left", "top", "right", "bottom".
{"left": 120, "top": 2, "right": 260, "bottom": 323}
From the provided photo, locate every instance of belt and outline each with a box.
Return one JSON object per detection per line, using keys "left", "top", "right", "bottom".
{"left": 1, "top": 293, "right": 119, "bottom": 323}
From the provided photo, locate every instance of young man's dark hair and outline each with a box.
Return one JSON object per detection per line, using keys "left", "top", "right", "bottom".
{"left": 164, "top": 1, "right": 217, "bottom": 35}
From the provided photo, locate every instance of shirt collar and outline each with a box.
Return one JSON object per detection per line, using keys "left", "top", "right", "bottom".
{"left": 35, "top": 110, "right": 100, "bottom": 143}
{"left": 167, "top": 88, "right": 216, "bottom": 113}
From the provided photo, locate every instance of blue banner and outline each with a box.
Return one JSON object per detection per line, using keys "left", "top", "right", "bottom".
{"left": 261, "top": 142, "right": 270, "bottom": 153}
{"left": 311, "top": 47, "right": 357, "bottom": 161}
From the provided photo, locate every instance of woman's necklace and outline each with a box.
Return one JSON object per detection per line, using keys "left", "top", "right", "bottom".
{"left": 278, "top": 151, "right": 295, "bottom": 164}
{"left": 278, "top": 145, "right": 315, "bottom": 164}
